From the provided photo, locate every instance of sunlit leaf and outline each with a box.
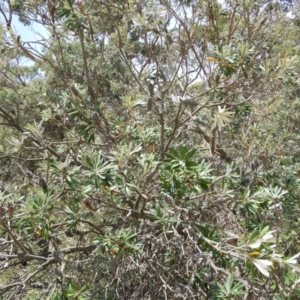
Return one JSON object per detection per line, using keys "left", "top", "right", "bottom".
{"left": 253, "top": 259, "right": 272, "bottom": 277}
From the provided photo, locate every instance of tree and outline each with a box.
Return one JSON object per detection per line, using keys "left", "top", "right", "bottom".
{"left": 0, "top": 0, "right": 300, "bottom": 299}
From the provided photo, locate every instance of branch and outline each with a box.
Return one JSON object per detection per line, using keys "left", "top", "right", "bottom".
{"left": 0, "top": 244, "right": 98, "bottom": 294}
{"left": 0, "top": 219, "right": 29, "bottom": 253}
{"left": 0, "top": 0, "right": 12, "bottom": 27}
{"left": 78, "top": 28, "right": 95, "bottom": 100}
{"left": 189, "top": 127, "right": 232, "bottom": 162}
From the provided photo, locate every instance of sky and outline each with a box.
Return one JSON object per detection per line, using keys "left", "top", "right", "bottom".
{"left": 0, "top": 13, "right": 49, "bottom": 65}
{"left": 14, "top": 19, "right": 48, "bottom": 42}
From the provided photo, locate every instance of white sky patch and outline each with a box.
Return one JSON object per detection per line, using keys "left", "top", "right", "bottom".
{"left": 216, "top": 0, "right": 226, "bottom": 6}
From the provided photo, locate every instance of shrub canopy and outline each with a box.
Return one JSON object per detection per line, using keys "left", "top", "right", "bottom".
{"left": 1, "top": 0, "right": 300, "bottom": 299}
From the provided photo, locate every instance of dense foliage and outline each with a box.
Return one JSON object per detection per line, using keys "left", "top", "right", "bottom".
{"left": 0, "top": 0, "right": 300, "bottom": 299}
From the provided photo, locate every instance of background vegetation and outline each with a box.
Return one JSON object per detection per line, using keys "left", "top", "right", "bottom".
{"left": 0, "top": 0, "right": 300, "bottom": 299}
